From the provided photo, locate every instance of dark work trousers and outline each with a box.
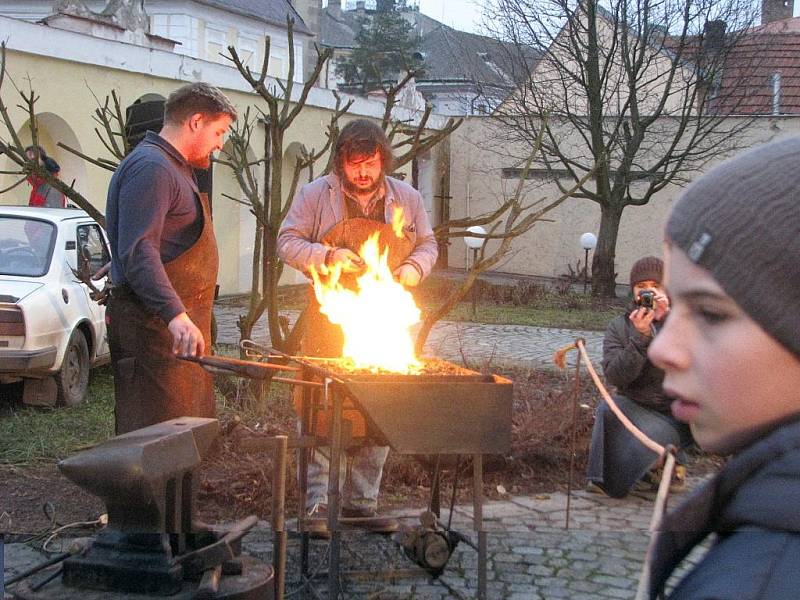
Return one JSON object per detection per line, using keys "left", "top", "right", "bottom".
{"left": 586, "top": 394, "right": 694, "bottom": 498}
{"left": 108, "top": 192, "right": 218, "bottom": 435}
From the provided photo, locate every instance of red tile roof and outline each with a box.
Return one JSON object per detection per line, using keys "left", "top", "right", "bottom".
{"left": 708, "top": 17, "right": 800, "bottom": 115}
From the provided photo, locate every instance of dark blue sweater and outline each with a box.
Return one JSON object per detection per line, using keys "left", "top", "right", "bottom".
{"left": 106, "top": 131, "right": 202, "bottom": 323}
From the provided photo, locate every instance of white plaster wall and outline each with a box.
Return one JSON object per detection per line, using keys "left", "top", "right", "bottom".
{"left": 146, "top": 0, "right": 307, "bottom": 81}
{"left": 450, "top": 116, "right": 800, "bottom": 285}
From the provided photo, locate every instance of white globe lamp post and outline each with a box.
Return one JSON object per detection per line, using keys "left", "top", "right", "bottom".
{"left": 580, "top": 232, "right": 597, "bottom": 294}
{"left": 464, "top": 225, "right": 487, "bottom": 317}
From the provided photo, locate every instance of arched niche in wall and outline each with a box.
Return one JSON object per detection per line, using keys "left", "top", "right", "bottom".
{"left": 281, "top": 140, "right": 312, "bottom": 204}
{"left": 6, "top": 112, "right": 89, "bottom": 206}
{"left": 124, "top": 92, "right": 213, "bottom": 197}
{"left": 124, "top": 93, "right": 166, "bottom": 149}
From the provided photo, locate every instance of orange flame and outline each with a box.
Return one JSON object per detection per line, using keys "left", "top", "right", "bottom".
{"left": 391, "top": 205, "right": 405, "bottom": 237}
{"left": 310, "top": 227, "right": 422, "bottom": 373}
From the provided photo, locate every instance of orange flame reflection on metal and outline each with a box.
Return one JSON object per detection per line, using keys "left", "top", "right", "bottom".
{"left": 391, "top": 206, "right": 404, "bottom": 237}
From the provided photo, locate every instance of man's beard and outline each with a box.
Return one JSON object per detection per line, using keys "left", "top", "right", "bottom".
{"left": 188, "top": 153, "right": 212, "bottom": 170}
{"left": 343, "top": 173, "right": 383, "bottom": 196}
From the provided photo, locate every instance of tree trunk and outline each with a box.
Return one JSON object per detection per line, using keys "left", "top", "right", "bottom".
{"left": 591, "top": 204, "right": 624, "bottom": 298}
{"left": 265, "top": 229, "right": 284, "bottom": 350}
{"left": 238, "top": 318, "right": 254, "bottom": 343}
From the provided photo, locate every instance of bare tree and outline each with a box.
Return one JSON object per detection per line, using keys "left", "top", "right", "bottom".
{"left": 483, "top": 0, "right": 764, "bottom": 296}
{"left": 415, "top": 123, "right": 594, "bottom": 354}
{"left": 221, "top": 20, "right": 588, "bottom": 356}
{"left": 0, "top": 43, "right": 110, "bottom": 224}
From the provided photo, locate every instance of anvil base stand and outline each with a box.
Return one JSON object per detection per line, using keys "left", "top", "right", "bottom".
{"left": 9, "top": 418, "right": 283, "bottom": 600}
{"left": 297, "top": 376, "right": 489, "bottom": 600}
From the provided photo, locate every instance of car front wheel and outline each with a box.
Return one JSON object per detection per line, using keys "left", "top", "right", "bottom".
{"left": 56, "top": 329, "right": 90, "bottom": 407}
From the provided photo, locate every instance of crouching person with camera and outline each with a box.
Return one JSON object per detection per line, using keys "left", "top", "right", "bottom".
{"left": 586, "top": 256, "right": 694, "bottom": 497}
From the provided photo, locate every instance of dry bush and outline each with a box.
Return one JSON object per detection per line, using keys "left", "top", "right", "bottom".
{"left": 510, "top": 369, "right": 597, "bottom": 473}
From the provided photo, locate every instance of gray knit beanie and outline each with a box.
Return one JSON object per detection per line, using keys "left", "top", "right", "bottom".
{"left": 629, "top": 256, "right": 664, "bottom": 288}
{"left": 666, "top": 136, "right": 800, "bottom": 359}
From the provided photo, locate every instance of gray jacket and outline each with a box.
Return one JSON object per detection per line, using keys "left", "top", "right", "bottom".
{"left": 277, "top": 174, "right": 438, "bottom": 277}
{"left": 602, "top": 311, "right": 669, "bottom": 412}
{"left": 649, "top": 416, "right": 800, "bottom": 599}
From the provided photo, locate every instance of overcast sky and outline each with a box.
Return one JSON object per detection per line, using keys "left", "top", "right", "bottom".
{"left": 416, "top": 0, "right": 487, "bottom": 33}
{"left": 323, "top": 1, "right": 488, "bottom": 34}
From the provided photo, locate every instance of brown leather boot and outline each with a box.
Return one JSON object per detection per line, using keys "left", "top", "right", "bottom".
{"left": 304, "top": 503, "right": 330, "bottom": 539}
{"left": 341, "top": 507, "right": 399, "bottom": 534}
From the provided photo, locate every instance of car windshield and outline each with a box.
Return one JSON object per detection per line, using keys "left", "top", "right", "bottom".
{"left": 0, "top": 216, "right": 56, "bottom": 277}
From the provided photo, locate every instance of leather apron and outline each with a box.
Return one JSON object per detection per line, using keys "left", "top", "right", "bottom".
{"left": 295, "top": 216, "right": 413, "bottom": 438}
{"left": 109, "top": 192, "right": 218, "bottom": 435}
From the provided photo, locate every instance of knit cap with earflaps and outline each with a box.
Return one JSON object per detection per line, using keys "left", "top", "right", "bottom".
{"left": 666, "top": 136, "right": 800, "bottom": 359}
{"left": 629, "top": 256, "right": 664, "bottom": 288}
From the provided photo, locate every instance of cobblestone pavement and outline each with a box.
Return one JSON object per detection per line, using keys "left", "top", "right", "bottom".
{"left": 213, "top": 303, "right": 604, "bottom": 372}
{"left": 247, "top": 481, "right": 704, "bottom": 599}
{"left": 4, "top": 483, "right": 705, "bottom": 599}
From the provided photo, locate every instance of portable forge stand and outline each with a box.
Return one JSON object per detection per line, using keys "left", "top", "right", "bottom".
{"left": 291, "top": 357, "right": 513, "bottom": 600}
{"left": 185, "top": 350, "right": 514, "bottom": 600}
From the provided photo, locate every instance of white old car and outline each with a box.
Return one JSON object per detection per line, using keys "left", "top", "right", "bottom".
{"left": 0, "top": 206, "right": 110, "bottom": 406}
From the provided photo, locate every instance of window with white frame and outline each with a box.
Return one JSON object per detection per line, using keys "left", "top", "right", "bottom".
{"left": 235, "top": 33, "right": 260, "bottom": 69}
{"left": 268, "top": 45, "right": 287, "bottom": 79}
{"left": 293, "top": 44, "right": 304, "bottom": 82}
{"left": 151, "top": 14, "right": 199, "bottom": 57}
{"left": 205, "top": 24, "right": 228, "bottom": 64}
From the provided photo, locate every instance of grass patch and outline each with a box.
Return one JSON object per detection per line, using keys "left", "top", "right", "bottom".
{"left": 0, "top": 349, "right": 292, "bottom": 467}
{"left": 0, "top": 367, "right": 115, "bottom": 466}
{"left": 430, "top": 301, "right": 619, "bottom": 330}
{"left": 213, "top": 343, "right": 295, "bottom": 424}
{"left": 415, "top": 279, "right": 625, "bottom": 331}
{"left": 223, "top": 281, "right": 625, "bottom": 331}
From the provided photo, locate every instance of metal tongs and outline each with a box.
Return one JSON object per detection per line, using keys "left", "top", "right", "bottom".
{"left": 180, "top": 341, "right": 322, "bottom": 388}
{"left": 179, "top": 353, "right": 297, "bottom": 380}
{"left": 240, "top": 339, "right": 287, "bottom": 361}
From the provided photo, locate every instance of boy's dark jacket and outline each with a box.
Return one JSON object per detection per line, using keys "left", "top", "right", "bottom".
{"left": 650, "top": 415, "right": 800, "bottom": 599}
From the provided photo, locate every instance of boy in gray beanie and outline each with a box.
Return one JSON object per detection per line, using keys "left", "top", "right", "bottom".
{"left": 645, "top": 136, "right": 800, "bottom": 599}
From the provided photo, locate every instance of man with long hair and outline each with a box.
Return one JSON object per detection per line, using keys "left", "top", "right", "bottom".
{"left": 278, "top": 118, "right": 438, "bottom": 538}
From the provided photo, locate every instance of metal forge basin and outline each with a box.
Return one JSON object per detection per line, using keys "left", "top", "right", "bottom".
{"left": 299, "top": 358, "right": 513, "bottom": 455}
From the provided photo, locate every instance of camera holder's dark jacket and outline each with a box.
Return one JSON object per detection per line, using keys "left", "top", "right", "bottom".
{"left": 649, "top": 415, "right": 800, "bottom": 599}
{"left": 602, "top": 310, "right": 670, "bottom": 413}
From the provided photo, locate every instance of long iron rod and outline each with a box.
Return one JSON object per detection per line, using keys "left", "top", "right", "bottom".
{"left": 566, "top": 349, "right": 582, "bottom": 529}
{"left": 328, "top": 379, "right": 343, "bottom": 600}
{"left": 299, "top": 368, "right": 312, "bottom": 587}
{"left": 473, "top": 453, "right": 486, "bottom": 600}
{"left": 273, "top": 435, "right": 288, "bottom": 600}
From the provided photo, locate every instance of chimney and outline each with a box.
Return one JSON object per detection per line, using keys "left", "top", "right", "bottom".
{"left": 291, "top": 0, "right": 321, "bottom": 33}
{"left": 100, "top": 0, "right": 150, "bottom": 33}
{"left": 762, "top": 0, "right": 793, "bottom": 24}
{"left": 703, "top": 20, "right": 727, "bottom": 52}
{"left": 356, "top": 0, "right": 366, "bottom": 17}
{"left": 772, "top": 72, "right": 782, "bottom": 115}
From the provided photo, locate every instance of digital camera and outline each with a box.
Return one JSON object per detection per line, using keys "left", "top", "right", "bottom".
{"left": 636, "top": 290, "right": 656, "bottom": 309}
